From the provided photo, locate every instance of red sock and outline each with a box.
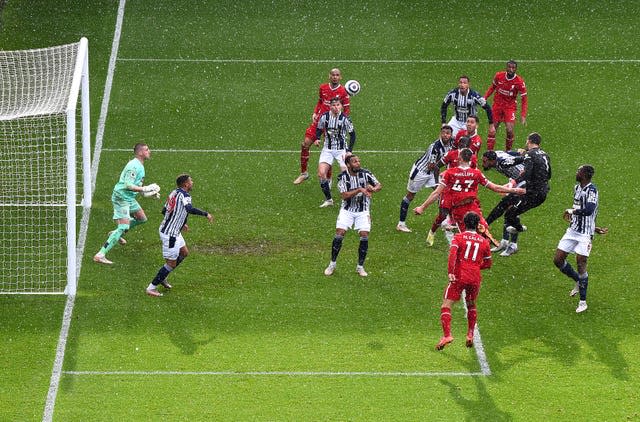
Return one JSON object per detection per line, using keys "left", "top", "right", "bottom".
{"left": 440, "top": 307, "right": 452, "bottom": 337}
{"left": 300, "top": 146, "right": 310, "bottom": 173}
{"left": 506, "top": 135, "right": 514, "bottom": 151}
{"left": 467, "top": 305, "right": 477, "bottom": 335}
{"left": 431, "top": 211, "right": 447, "bottom": 232}
{"left": 487, "top": 135, "right": 496, "bottom": 151}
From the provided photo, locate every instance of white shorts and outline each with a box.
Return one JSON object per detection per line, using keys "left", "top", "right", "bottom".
{"left": 336, "top": 208, "right": 371, "bottom": 232}
{"left": 406, "top": 165, "right": 438, "bottom": 193}
{"left": 319, "top": 148, "right": 347, "bottom": 170}
{"left": 160, "top": 230, "right": 186, "bottom": 260}
{"left": 557, "top": 228, "right": 592, "bottom": 257}
{"left": 447, "top": 117, "right": 466, "bottom": 138}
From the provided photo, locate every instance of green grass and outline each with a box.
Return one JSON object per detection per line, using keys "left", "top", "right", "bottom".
{"left": 2, "top": 0, "right": 640, "bottom": 420}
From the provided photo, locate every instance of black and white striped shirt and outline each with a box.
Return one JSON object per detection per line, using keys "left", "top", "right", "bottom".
{"left": 570, "top": 182, "right": 598, "bottom": 236}
{"left": 337, "top": 168, "right": 380, "bottom": 212}
{"left": 494, "top": 150, "right": 525, "bottom": 181}
{"left": 316, "top": 111, "right": 356, "bottom": 151}
{"left": 441, "top": 88, "right": 493, "bottom": 124}
{"left": 413, "top": 138, "right": 451, "bottom": 174}
{"left": 160, "top": 188, "right": 207, "bottom": 237}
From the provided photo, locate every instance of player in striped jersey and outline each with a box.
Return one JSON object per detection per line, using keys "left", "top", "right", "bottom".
{"left": 146, "top": 174, "right": 213, "bottom": 297}
{"left": 481, "top": 150, "right": 526, "bottom": 255}
{"left": 396, "top": 125, "right": 453, "bottom": 233}
{"left": 553, "top": 165, "right": 601, "bottom": 313}
{"left": 324, "top": 155, "right": 382, "bottom": 277}
{"left": 315, "top": 97, "right": 356, "bottom": 208}
{"left": 441, "top": 75, "right": 493, "bottom": 137}
{"left": 294, "top": 68, "right": 351, "bottom": 185}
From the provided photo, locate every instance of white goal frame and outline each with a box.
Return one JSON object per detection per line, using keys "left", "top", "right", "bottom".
{"left": 0, "top": 38, "right": 91, "bottom": 295}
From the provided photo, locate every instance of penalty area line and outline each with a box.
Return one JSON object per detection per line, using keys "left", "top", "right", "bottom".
{"left": 101, "top": 148, "right": 424, "bottom": 154}
{"left": 63, "top": 370, "right": 488, "bottom": 377}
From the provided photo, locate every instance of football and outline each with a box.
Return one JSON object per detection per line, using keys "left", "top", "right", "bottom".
{"left": 345, "top": 80, "right": 361, "bottom": 96}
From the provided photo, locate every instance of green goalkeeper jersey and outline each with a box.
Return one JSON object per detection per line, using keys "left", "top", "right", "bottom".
{"left": 113, "top": 158, "right": 145, "bottom": 200}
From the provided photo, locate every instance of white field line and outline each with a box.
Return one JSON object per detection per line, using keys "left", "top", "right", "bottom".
{"left": 117, "top": 58, "right": 640, "bottom": 64}
{"left": 63, "top": 370, "right": 487, "bottom": 377}
{"left": 101, "top": 148, "right": 424, "bottom": 154}
{"left": 42, "top": 1, "right": 127, "bottom": 421}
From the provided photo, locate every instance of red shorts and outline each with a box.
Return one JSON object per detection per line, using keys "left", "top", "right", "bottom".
{"left": 450, "top": 202, "right": 487, "bottom": 232}
{"left": 444, "top": 281, "right": 480, "bottom": 302}
{"left": 492, "top": 105, "right": 517, "bottom": 124}
{"left": 305, "top": 119, "right": 320, "bottom": 140}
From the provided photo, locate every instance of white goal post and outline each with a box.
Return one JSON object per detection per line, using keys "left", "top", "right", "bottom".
{"left": 0, "top": 38, "right": 91, "bottom": 295}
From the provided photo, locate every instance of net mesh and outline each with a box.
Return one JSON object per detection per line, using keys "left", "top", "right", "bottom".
{"left": 0, "top": 42, "right": 81, "bottom": 293}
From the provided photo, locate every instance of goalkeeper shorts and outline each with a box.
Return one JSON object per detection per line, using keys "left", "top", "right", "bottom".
{"left": 111, "top": 192, "right": 141, "bottom": 220}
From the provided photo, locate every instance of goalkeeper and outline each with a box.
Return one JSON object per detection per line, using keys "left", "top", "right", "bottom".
{"left": 94, "top": 143, "right": 160, "bottom": 265}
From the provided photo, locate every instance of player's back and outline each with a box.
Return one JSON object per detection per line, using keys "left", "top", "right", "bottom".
{"left": 450, "top": 231, "right": 491, "bottom": 284}
{"left": 444, "top": 166, "right": 486, "bottom": 206}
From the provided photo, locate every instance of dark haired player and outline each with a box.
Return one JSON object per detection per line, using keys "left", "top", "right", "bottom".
{"left": 484, "top": 60, "right": 528, "bottom": 151}
{"left": 436, "top": 211, "right": 492, "bottom": 350}
{"left": 294, "top": 68, "right": 351, "bottom": 185}
{"left": 502, "top": 132, "right": 551, "bottom": 256}
{"left": 324, "top": 155, "right": 381, "bottom": 277}
{"left": 396, "top": 125, "right": 453, "bottom": 233}
{"left": 146, "top": 174, "right": 213, "bottom": 297}
{"left": 453, "top": 115, "right": 483, "bottom": 153}
{"left": 441, "top": 75, "right": 493, "bottom": 138}
{"left": 553, "top": 165, "right": 602, "bottom": 313}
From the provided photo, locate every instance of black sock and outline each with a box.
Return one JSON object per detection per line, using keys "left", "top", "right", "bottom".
{"left": 358, "top": 236, "right": 369, "bottom": 266}
{"left": 331, "top": 235, "right": 343, "bottom": 262}
{"left": 399, "top": 196, "right": 411, "bottom": 223}
{"left": 152, "top": 264, "right": 172, "bottom": 286}
{"left": 578, "top": 273, "right": 588, "bottom": 301}
{"left": 560, "top": 262, "right": 580, "bottom": 282}
{"left": 320, "top": 179, "right": 332, "bottom": 200}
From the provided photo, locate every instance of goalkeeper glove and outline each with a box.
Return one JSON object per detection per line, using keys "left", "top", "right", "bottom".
{"left": 142, "top": 183, "right": 160, "bottom": 193}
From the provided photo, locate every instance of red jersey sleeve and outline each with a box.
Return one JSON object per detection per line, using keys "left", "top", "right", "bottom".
{"left": 448, "top": 238, "right": 460, "bottom": 275}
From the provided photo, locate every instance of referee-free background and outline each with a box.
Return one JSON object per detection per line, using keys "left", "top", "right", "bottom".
{"left": 1, "top": 1, "right": 638, "bottom": 420}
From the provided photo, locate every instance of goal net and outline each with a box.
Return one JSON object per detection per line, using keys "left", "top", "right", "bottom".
{"left": 0, "top": 38, "right": 91, "bottom": 295}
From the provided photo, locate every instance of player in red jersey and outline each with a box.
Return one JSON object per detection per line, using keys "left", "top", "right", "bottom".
{"left": 413, "top": 148, "right": 524, "bottom": 242}
{"left": 484, "top": 60, "right": 528, "bottom": 151}
{"left": 434, "top": 211, "right": 492, "bottom": 350}
{"left": 294, "top": 68, "right": 351, "bottom": 185}
{"left": 453, "top": 115, "right": 483, "bottom": 153}
{"left": 425, "top": 137, "right": 477, "bottom": 246}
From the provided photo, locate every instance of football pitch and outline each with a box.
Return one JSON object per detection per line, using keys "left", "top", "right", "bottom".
{"left": 1, "top": 0, "right": 640, "bottom": 420}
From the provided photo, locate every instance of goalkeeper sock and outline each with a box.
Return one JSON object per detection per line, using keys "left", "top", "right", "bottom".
{"left": 129, "top": 217, "right": 147, "bottom": 230}
{"left": 100, "top": 223, "right": 129, "bottom": 254}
